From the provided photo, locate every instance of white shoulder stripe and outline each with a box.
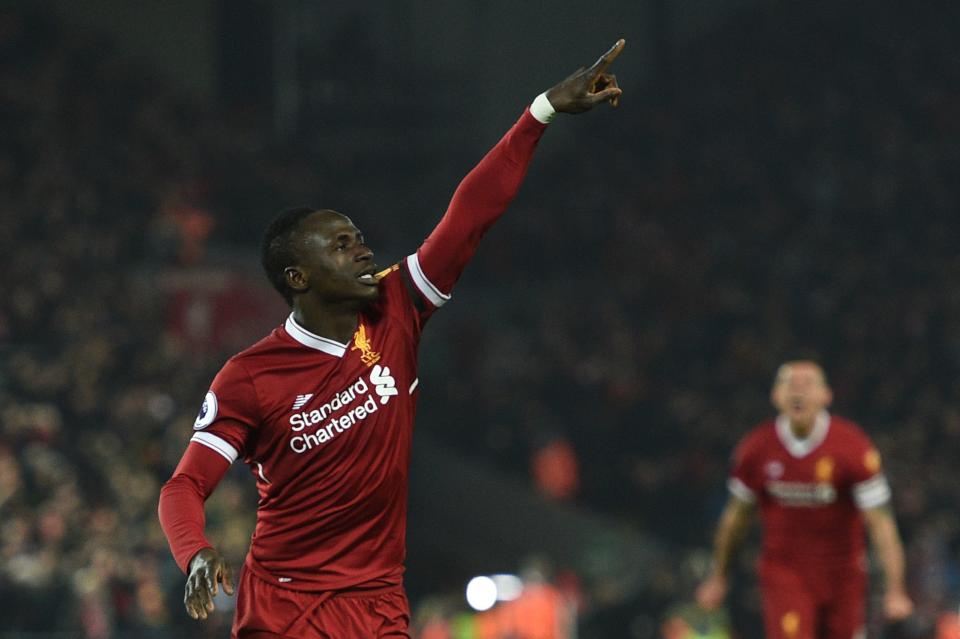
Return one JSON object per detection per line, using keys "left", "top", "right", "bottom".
{"left": 406, "top": 253, "right": 451, "bottom": 307}
{"left": 191, "top": 432, "right": 239, "bottom": 464}
{"left": 728, "top": 477, "right": 756, "bottom": 503}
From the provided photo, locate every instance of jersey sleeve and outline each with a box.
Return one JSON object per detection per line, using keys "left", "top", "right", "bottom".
{"left": 846, "top": 429, "right": 890, "bottom": 510}
{"left": 158, "top": 359, "right": 262, "bottom": 573}
{"left": 407, "top": 106, "right": 548, "bottom": 312}
{"left": 189, "top": 358, "right": 261, "bottom": 464}
{"left": 728, "top": 434, "right": 761, "bottom": 504}
{"left": 158, "top": 443, "right": 232, "bottom": 573}
{"left": 371, "top": 262, "right": 436, "bottom": 333}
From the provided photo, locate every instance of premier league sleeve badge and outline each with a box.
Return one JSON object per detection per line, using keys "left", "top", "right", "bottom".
{"left": 193, "top": 391, "right": 218, "bottom": 430}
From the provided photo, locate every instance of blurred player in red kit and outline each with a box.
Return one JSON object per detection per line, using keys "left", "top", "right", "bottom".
{"left": 157, "top": 40, "right": 626, "bottom": 638}
{"left": 696, "top": 361, "right": 913, "bottom": 639}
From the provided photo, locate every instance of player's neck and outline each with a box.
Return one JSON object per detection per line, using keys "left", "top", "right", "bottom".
{"left": 291, "top": 302, "right": 360, "bottom": 345}
{"left": 788, "top": 418, "right": 815, "bottom": 439}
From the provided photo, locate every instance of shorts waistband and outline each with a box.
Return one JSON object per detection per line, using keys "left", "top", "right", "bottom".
{"left": 333, "top": 584, "right": 403, "bottom": 598}
{"left": 244, "top": 556, "right": 404, "bottom": 597}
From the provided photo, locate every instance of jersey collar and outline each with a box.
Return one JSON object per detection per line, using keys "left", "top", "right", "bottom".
{"left": 284, "top": 314, "right": 348, "bottom": 357}
{"left": 775, "top": 410, "right": 830, "bottom": 458}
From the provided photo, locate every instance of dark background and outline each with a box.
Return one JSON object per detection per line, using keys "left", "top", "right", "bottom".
{"left": 1, "top": 1, "right": 959, "bottom": 637}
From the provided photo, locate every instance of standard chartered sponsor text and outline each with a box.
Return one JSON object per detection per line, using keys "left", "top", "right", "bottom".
{"left": 288, "top": 374, "right": 385, "bottom": 453}
{"left": 765, "top": 480, "right": 837, "bottom": 506}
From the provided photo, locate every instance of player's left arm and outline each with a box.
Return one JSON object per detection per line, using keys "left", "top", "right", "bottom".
{"left": 862, "top": 504, "right": 913, "bottom": 621}
{"left": 410, "top": 40, "right": 625, "bottom": 307}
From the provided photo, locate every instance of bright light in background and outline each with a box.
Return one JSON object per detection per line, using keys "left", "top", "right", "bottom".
{"left": 491, "top": 574, "right": 523, "bottom": 601}
{"left": 465, "top": 574, "right": 525, "bottom": 610}
{"left": 465, "top": 576, "right": 498, "bottom": 611}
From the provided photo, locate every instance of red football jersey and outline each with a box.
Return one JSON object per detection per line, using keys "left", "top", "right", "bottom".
{"left": 190, "top": 262, "right": 430, "bottom": 590}
{"left": 729, "top": 412, "right": 890, "bottom": 569}
{"left": 160, "top": 107, "right": 550, "bottom": 593}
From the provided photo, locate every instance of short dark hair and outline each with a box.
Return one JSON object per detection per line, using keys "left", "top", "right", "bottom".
{"left": 261, "top": 206, "right": 316, "bottom": 306}
{"left": 773, "top": 360, "right": 829, "bottom": 388}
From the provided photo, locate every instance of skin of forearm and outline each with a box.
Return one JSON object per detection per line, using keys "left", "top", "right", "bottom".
{"left": 713, "top": 501, "right": 752, "bottom": 577}
{"left": 866, "top": 508, "right": 907, "bottom": 591}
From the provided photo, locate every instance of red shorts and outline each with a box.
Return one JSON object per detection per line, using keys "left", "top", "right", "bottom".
{"left": 231, "top": 566, "right": 410, "bottom": 638}
{"left": 759, "top": 560, "right": 866, "bottom": 639}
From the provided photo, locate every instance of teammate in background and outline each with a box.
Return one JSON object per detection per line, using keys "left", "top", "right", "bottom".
{"left": 696, "top": 361, "right": 914, "bottom": 639}
{"left": 157, "top": 40, "right": 625, "bottom": 638}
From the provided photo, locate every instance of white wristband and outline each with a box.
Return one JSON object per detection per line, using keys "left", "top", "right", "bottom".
{"left": 530, "top": 92, "right": 556, "bottom": 124}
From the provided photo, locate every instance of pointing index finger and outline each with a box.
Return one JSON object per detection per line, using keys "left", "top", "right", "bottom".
{"left": 590, "top": 38, "right": 626, "bottom": 76}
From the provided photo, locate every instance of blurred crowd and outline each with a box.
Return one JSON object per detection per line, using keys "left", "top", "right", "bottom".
{"left": 420, "top": 1, "right": 960, "bottom": 636}
{"left": 2, "top": 2, "right": 959, "bottom": 638}
{"left": 0, "top": 8, "right": 311, "bottom": 637}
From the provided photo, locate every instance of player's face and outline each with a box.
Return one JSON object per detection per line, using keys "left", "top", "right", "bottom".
{"left": 771, "top": 363, "right": 833, "bottom": 425}
{"left": 292, "top": 210, "right": 380, "bottom": 305}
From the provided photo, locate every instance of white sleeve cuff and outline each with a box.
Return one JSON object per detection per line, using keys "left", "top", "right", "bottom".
{"left": 191, "top": 432, "right": 239, "bottom": 464}
{"left": 852, "top": 474, "right": 891, "bottom": 510}
{"left": 406, "top": 253, "right": 451, "bottom": 307}
{"left": 728, "top": 477, "right": 756, "bottom": 504}
{"left": 530, "top": 92, "right": 556, "bottom": 124}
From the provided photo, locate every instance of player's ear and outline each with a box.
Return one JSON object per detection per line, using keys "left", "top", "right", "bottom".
{"left": 822, "top": 386, "right": 833, "bottom": 407}
{"left": 284, "top": 266, "right": 309, "bottom": 294}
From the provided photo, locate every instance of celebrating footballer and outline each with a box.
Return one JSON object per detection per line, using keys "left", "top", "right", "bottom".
{"left": 158, "top": 40, "right": 626, "bottom": 638}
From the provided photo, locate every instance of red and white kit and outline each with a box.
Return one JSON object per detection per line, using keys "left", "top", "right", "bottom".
{"left": 729, "top": 412, "right": 891, "bottom": 639}
{"left": 158, "top": 104, "right": 551, "bottom": 637}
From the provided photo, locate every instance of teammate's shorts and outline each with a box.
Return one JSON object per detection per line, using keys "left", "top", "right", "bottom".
{"left": 758, "top": 560, "right": 866, "bottom": 639}
{"left": 231, "top": 566, "right": 410, "bottom": 638}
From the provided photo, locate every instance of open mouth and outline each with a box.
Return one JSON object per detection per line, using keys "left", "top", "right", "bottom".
{"left": 356, "top": 268, "right": 379, "bottom": 285}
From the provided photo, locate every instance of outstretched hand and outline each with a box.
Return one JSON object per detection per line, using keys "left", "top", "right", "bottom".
{"left": 546, "top": 39, "right": 625, "bottom": 114}
{"left": 184, "top": 547, "right": 235, "bottom": 621}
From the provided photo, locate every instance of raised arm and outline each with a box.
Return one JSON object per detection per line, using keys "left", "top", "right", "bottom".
{"left": 411, "top": 39, "right": 625, "bottom": 302}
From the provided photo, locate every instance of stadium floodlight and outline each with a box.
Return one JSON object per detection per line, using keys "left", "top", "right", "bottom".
{"left": 465, "top": 576, "right": 498, "bottom": 611}
{"left": 491, "top": 574, "right": 523, "bottom": 601}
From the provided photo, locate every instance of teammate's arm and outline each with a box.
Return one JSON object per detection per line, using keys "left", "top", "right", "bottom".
{"left": 412, "top": 39, "right": 624, "bottom": 301}
{"left": 851, "top": 441, "right": 913, "bottom": 621}
{"left": 862, "top": 505, "right": 913, "bottom": 621}
{"left": 158, "top": 442, "right": 236, "bottom": 620}
{"left": 695, "top": 495, "right": 754, "bottom": 610}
